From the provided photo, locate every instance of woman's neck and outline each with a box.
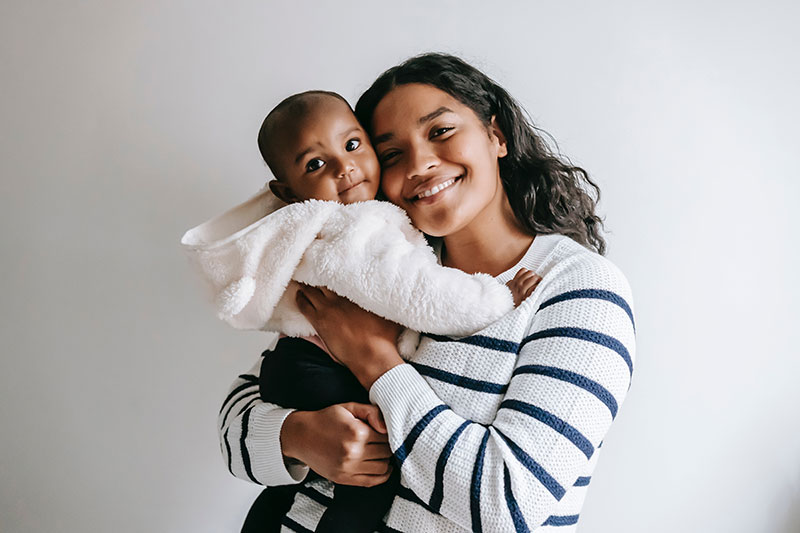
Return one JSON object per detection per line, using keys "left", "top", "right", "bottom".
{"left": 441, "top": 197, "right": 534, "bottom": 277}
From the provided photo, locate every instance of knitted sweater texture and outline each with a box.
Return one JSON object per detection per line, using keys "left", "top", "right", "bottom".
{"left": 218, "top": 234, "right": 636, "bottom": 532}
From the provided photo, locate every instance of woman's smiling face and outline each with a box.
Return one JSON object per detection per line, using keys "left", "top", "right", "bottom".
{"left": 371, "top": 83, "right": 508, "bottom": 238}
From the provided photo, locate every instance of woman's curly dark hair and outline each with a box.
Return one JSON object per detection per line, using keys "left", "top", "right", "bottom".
{"left": 355, "top": 53, "right": 606, "bottom": 255}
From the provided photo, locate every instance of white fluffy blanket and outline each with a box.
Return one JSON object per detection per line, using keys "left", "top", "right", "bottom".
{"left": 181, "top": 186, "right": 513, "bottom": 350}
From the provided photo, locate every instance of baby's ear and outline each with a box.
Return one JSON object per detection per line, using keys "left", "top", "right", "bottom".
{"left": 268, "top": 179, "right": 297, "bottom": 203}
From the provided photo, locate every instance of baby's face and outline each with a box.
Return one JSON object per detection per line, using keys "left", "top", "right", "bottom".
{"left": 274, "top": 99, "right": 380, "bottom": 204}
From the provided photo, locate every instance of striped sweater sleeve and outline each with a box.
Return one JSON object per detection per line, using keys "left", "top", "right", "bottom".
{"left": 217, "top": 357, "right": 309, "bottom": 486}
{"left": 369, "top": 254, "right": 635, "bottom": 531}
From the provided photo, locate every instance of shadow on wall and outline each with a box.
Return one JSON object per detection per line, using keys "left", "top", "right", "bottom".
{"left": 779, "top": 493, "right": 800, "bottom": 533}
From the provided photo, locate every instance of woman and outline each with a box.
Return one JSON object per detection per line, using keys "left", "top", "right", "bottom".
{"left": 220, "top": 53, "right": 635, "bottom": 532}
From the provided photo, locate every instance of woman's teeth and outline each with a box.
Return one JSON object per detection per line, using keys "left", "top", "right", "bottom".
{"left": 417, "top": 178, "right": 456, "bottom": 199}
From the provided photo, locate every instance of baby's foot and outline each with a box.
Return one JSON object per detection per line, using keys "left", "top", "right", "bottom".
{"left": 507, "top": 268, "right": 542, "bottom": 307}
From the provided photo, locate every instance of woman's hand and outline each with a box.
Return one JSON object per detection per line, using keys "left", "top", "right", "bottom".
{"left": 296, "top": 285, "right": 404, "bottom": 389}
{"left": 280, "top": 403, "right": 393, "bottom": 487}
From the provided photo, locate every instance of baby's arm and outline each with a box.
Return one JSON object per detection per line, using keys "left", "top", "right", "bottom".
{"left": 507, "top": 268, "right": 542, "bottom": 307}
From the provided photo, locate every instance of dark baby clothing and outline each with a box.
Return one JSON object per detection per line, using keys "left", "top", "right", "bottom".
{"left": 241, "top": 337, "right": 399, "bottom": 533}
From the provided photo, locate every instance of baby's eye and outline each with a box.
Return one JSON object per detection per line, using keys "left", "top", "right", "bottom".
{"left": 345, "top": 138, "right": 360, "bottom": 152}
{"left": 305, "top": 158, "right": 325, "bottom": 173}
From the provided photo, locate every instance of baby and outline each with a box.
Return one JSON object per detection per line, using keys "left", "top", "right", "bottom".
{"left": 182, "top": 91, "right": 540, "bottom": 533}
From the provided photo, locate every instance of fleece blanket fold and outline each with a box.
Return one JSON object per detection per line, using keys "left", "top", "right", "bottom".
{"left": 181, "top": 185, "right": 513, "bottom": 344}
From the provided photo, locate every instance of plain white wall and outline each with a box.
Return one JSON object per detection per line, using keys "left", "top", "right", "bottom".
{"left": 2, "top": 1, "right": 798, "bottom": 531}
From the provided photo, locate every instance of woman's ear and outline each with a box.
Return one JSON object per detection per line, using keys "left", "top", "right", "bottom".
{"left": 489, "top": 115, "right": 508, "bottom": 158}
{"left": 268, "top": 179, "right": 298, "bottom": 203}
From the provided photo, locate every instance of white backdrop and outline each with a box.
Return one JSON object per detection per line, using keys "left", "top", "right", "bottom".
{"left": 2, "top": 1, "right": 798, "bottom": 532}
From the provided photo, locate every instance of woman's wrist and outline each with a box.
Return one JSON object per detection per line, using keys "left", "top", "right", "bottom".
{"left": 279, "top": 410, "right": 309, "bottom": 462}
{"left": 351, "top": 340, "right": 404, "bottom": 390}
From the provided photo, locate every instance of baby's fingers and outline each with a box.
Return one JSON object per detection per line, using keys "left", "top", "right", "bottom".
{"left": 521, "top": 274, "right": 542, "bottom": 296}
{"left": 512, "top": 268, "right": 531, "bottom": 282}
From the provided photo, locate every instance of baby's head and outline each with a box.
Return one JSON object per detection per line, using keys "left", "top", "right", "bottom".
{"left": 258, "top": 91, "right": 380, "bottom": 204}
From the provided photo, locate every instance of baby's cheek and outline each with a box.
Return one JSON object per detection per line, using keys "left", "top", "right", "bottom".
{"left": 363, "top": 153, "right": 381, "bottom": 182}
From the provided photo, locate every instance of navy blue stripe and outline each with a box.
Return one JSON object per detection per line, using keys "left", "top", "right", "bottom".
{"left": 297, "top": 484, "right": 332, "bottom": 507}
{"left": 495, "top": 429, "right": 565, "bottom": 500}
{"left": 221, "top": 388, "right": 259, "bottom": 427}
{"left": 430, "top": 421, "right": 471, "bottom": 512}
{"left": 513, "top": 364, "right": 618, "bottom": 418}
{"left": 541, "top": 514, "right": 580, "bottom": 526}
{"left": 396, "top": 484, "right": 435, "bottom": 512}
{"left": 281, "top": 516, "right": 313, "bottom": 533}
{"left": 470, "top": 430, "right": 490, "bottom": 533}
{"left": 574, "top": 476, "right": 591, "bottom": 487}
{"left": 504, "top": 464, "right": 530, "bottom": 533}
{"left": 242, "top": 394, "right": 260, "bottom": 410}
{"left": 411, "top": 362, "right": 508, "bottom": 394}
{"left": 223, "top": 427, "right": 233, "bottom": 475}
{"left": 395, "top": 405, "right": 449, "bottom": 465}
{"left": 501, "top": 399, "right": 594, "bottom": 459}
{"left": 522, "top": 327, "right": 633, "bottom": 376}
{"left": 219, "top": 379, "right": 257, "bottom": 415}
{"left": 239, "top": 407, "right": 260, "bottom": 484}
{"left": 423, "top": 333, "right": 520, "bottom": 354}
{"left": 540, "top": 289, "right": 635, "bottom": 330}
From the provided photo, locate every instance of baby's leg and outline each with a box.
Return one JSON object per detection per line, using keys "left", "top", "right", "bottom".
{"left": 260, "top": 337, "right": 398, "bottom": 532}
{"left": 260, "top": 337, "right": 368, "bottom": 409}
{"left": 254, "top": 337, "right": 370, "bottom": 531}
{"left": 316, "top": 469, "right": 401, "bottom": 533}
{"left": 241, "top": 485, "right": 299, "bottom": 533}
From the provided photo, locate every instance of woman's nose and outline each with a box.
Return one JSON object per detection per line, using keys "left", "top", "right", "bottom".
{"left": 405, "top": 142, "right": 438, "bottom": 180}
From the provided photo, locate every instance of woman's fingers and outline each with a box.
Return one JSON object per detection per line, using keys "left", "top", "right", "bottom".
{"left": 295, "top": 287, "right": 316, "bottom": 316}
{"left": 363, "top": 442, "right": 393, "bottom": 460}
{"left": 348, "top": 470, "right": 394, "bottom": 487}
{"left": 355, "top": 458, "right": 393, "bottom": 475}
{"left": 296, "top": 284, "right": 346, "bottom": 320}
{"left": 296, "top": 284, "right": 331, "bottom": 318}
{"left": 342, "top": 402, "right": 387, "bottom": 434}
{"left": 363, "top": 443, "right": 392, "bottom": 461}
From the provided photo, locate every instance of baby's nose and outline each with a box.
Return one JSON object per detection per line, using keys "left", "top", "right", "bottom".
{"left": 337, "top": 161, "right": 357, "bottom": 178}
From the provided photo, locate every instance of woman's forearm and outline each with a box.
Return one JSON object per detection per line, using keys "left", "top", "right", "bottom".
{"left": 279, "top": 410, "right": 310, "bottom": 462}
{"left": 365, "top": 265, "right": 636, "bottom": 531}
{"left": 347, "top": 339, "right": 404, "bottom": 390}
{"left": 218, "top": 359, "right": 308, "bottom": 486}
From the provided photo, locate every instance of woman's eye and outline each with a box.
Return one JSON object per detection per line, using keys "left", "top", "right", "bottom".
{"left": 345, "top": 138, "right": 360, "bottom": 151}
{"left": 305, "top": 158, "right": 325, "bottom": 173}
{"left": 431, "top": 126, "right": 454, "bottom": 138}
{"left": 379, "top": 151, "right": 400, "bottom": 166}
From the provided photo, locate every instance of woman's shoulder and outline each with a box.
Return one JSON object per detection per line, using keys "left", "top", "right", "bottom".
{"left": 537, "top": 235, "right": 633, "bottom": 304}
{"left": 516, "top": 235, "right": 636, "bottom": 346}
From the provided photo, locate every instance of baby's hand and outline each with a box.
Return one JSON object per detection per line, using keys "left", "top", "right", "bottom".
{"left": 507, "top": 268, "right": 542, "bottom": 307}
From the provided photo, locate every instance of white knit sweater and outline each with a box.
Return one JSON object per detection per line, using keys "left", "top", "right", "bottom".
{"left": 218, "top": 234, "right": 635, "bottom": 532}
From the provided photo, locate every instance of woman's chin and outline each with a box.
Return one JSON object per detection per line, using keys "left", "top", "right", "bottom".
{"left": 409, "top": 211, "right": 464, "bottom": 238}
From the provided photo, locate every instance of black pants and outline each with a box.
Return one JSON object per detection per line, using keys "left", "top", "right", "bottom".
{"left": 241, "top": 337, "right": 398, "bottom": 533}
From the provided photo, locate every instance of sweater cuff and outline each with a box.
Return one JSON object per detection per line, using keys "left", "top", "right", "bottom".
{"left": 248, "top": 407, "right": 309, "bottom": 485}
{"left": 369, "top": 364, "right": 444, "bottom": 445}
